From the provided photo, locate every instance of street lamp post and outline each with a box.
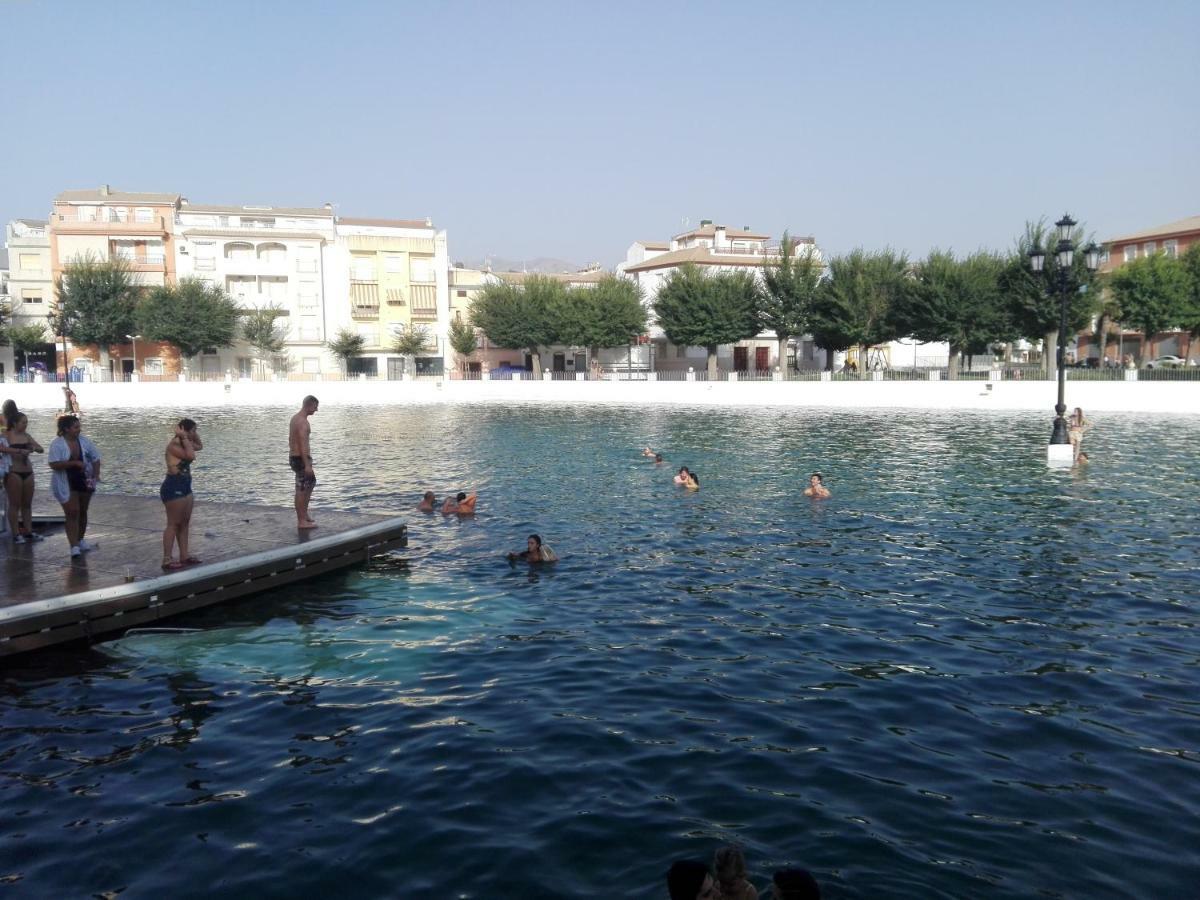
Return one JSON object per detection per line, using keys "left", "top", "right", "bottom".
{"left": 47, "top": 313, "right": 68, "bottom": 383}
{"left": 126, "top": 333, "right": 139, "bottom": 380}
{"left": 1027, "top": 214, "right": 1101, "bottom": 461}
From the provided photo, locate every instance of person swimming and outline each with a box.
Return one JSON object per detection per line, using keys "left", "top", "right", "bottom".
{"left": 804, "top": 472, "right": 830, "bottom": 498}
{"left": 417, "top": 491, "right": 436, "bottom": 512}
{"left": 507, "top": 533, "right": 557, "bottom": 563}
{"left": 683, "top": 471, "right": 700, "bottom": 491}
{"left": 674, "top": 465, "right": 691, "bottom": 485}
{"left": 442, "top": 491, "right": 478, "bottom": 515}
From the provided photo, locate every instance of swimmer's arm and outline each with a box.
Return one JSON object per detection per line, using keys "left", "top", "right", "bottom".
{"left": 190, "top": 433, "right": 203, "bottom": 451}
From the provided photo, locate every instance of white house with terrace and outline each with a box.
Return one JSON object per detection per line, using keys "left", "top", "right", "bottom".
{"left": 620, "top": 221, "right": 824, "bottom": 373}
{"left": 173, "top": 201, "right": 338, "bottom": 378}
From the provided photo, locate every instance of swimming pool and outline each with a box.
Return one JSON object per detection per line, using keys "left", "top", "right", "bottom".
{"left": 1, "top": 405, "right": 1197, "bottom": 898}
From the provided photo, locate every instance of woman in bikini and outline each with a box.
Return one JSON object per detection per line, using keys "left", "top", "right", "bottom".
{"left": 1068, "top": 407, "right": 1090, "bottom": 462}
{"left": 1, "top": 413, "right": 45, "bottom": 543}
{"left": 160, "top": 418, "right": 202, "bottom": 570}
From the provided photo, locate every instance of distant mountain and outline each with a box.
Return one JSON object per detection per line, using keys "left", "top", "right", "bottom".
{"left": 461, "top": 256, "right": 585, "bottom": 274}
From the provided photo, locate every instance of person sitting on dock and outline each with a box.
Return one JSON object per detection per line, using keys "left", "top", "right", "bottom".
{"left": 417, "top": 491, "right": 437, "bottom": 512}
{"left": 289, "top": 395, "right": 319, "bottom": 529}
{"left": 47, "top": 414, "right": 102, "bottom": 558}
{"left": 160, "top": 418, "right": 202, "bottom": 570}
{"left": 442, "top": 491, "right": 478, "bottom": 515}
{"left": 803, "top": 472, "right": 830, "bottom": 499}
{"left": 2, "top": 413, "right": 45, "bottom": 544}
{"left": 507, "top": 533, "right": 557, "bottom": 564}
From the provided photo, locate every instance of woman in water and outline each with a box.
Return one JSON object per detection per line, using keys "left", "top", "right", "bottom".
{"left": 1, "top": 413, "right": 45, "bottom": 543}
{"left": 683, "top": 471, "right": 700, "bottom": 491}
{"left": 674, "top": 465, "right": 691, "bottom": 486}
{"left": 161, "top": 418, "right": 202, "bottom": 570}
{"left": 1068, "top": 407, "right": 1090, "bottom": 462}
{"left": 507, "top": 533, "right": 557, "bottom": 563}
{"left": 47, "top": 414, "right": 102, "bottom": 558}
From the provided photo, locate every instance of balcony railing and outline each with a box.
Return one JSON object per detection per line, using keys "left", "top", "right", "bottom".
{"left": 294, "top": 328, "right": 323, "bottom": 342}
{"left": 53, "top": 213, "right": 167, "bottom": 231}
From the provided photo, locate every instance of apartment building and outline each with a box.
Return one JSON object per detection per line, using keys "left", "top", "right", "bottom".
{"left": 333, "top": 217, "right": 449, "bottom": 378}
{"left": 49, "top": 186, "right": 181, "bottom": 377}
{"left": 174, "top": 201, "right": 337, "bottom": 377}
{"left": 2, "top": 220, "right": 56, "bottom": 377}
{"left": 621, "top": 221, "right": 823, "bottom": 372}
{"left": 1101, "top": 214, "right": 1200, "bottom": 273}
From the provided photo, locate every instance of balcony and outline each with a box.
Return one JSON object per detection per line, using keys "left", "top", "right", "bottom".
{"left": 53, "top": 213, "right": 167, "bottom": 234}
{"left": 351, "top": 282, "right": 380, "bottom": 319}
{"left": 294, "top": 327, "right": 324, "bottom": 343}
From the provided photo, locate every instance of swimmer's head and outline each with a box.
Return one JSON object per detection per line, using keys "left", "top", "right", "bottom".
{"left": 456, "top": 491, "right": 467, "bottom": 502}
{"left": 527, "top": 534, "right": 542, "bottom": 552}
{"left": 423, "top": 491, "right": 435, "bottom": 501}
{"left": 655, "top": 454, "right": 663, "bottom": 462}
{"left": 810, "top": 472, "right": 823, "bottom": 485}
{"left": 678, "top": 466, "right": 690, "bottom": 476}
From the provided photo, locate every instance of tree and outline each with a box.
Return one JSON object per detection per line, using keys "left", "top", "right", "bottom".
{"left": 1109, "top": 251, "right": 1190, "bottom": 363}
{"left": 1179, "top": 243, "right": 1200, "bottom": 362}
{"left": 998, "top": 219, "right": 1100, "bottom": 378}
{"left": 240, "top": 305, "right": 288, "bottom": 377}
{"left": 447, "top": 316, "right": 479, "bottom": 371}
{"left": 55, "top": 254, "right": 141, "bottom": 371}
{"left": 392, "top": 325, "right": 431, "bottom": 357}
{"left": 326, "top": 328, "right": 367, "bottom": 373}
{"left": 7, "top": 322, "right": 48, "bottom": 374}
{"left": 551, "top": 275, "right": 647, "bottom": 363}
{"left": 137, "top": 278, "right": 240, "bottom": 362}
{"left": 652, "top": 264, "right": 760, "bottom": 378}
{"left": 760, "top": 232, "right": 823, "bottom": 374}
{"left": 470, "top": 275, "right": 563, "bottom": 373}
{"left": 810, "top": 249, "right": 908, "bottom": 372}
{"left": 900, "top": 250, "right": 1009, "bottom": 378}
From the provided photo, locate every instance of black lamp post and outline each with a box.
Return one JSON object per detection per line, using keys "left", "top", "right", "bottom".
{"left": 46, "top": 312, "right": 68, "bottom": 383}
{"left": 1027, "top": 214, "right": 1101, "bottom": 448}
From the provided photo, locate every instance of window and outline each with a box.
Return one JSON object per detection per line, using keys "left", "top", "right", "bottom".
{"left": 456, "top": 289, "right": 467, "bottom": 297}
{"left": 18, "top": 253, "right": 41, "bottom": 274}
{"left": 1163, "top": 240, "right": 1178, "bottom": 258}
{"left": 357, "top": 324, "right": 377, "bottom": 345}
{"left": 224, "top": 241, "right": 254, "bottom": 261}
{"left": 297, "top": 279, "right": 318, "bottom": 308}
{"left": 1123, "top": 245, "right": 1137, "bottom": 263}
{"left": 302, "top": 357, "right": 321, "bottom": 374}
{"left": 1144, "top": 241, "right": 1157, "bottom": 255}
{"left": 143, "top": 357, "right": 164, "bottom": 375}
{"left": 112, "top": 240, "right": 138, "bottom": 261}
{"left": 236, "top": 357, "right": 254, "bottom": 378}
{"left": 410, "top": 256, "right": 434, "bottom": 283}
{"left": 351, "top": 255, "right": 376, "bottom": 281}
{"left": 135, "top": 207, "right": 154, "bottom": 223}
{"left": 384, "top": 254, "right": 406, "bottom": 274}
{"left": 106, "top": 207, "right": 128, "bottom": 223}
{"left": 22, "top": 290, "right": 43, "bottom": 305}
{"left": 257, "top": 242, "right": 287, "bottom": 264}
{"left": 76, "top": 206, "right": 97, "bottom": 222}
{"left": 297, "top": 256, "right": 318, "bottom": 273}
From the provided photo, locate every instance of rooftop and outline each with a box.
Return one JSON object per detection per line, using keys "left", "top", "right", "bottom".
{"left": 339, "top": 216, "right": 434, "bottom": 229}
{"left": 1106, "top": 215, "right": 1200, "bottom": 244}
{"left": 673, "top": 223, "right": 772, "bottom": 241}
{"left": 623, "top": 246, "right": 791, "bottom": 273}
{"left": 180, "top": 202, "right": 334, "bottom": 218}
{"left": 496, "top": 269, "right": 609, "bottom": 285}
{"left": 56, "top": 186, "right": 180, "bottom": 204}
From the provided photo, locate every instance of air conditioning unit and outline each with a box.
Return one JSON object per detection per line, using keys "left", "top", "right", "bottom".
{"left": 179, "top": 246, "right": 188, "bottom": 254}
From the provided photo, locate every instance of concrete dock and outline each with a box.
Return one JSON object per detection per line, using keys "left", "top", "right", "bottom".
{"left": 0, "top": 493, "right": 407, "bottom": 657}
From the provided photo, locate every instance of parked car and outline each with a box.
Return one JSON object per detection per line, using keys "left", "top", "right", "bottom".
{"left": 1145, "top": 355, "right": 1186, "bottom": 369}
{"left": 488, "top": 364, "right": 529, "bottom": 379}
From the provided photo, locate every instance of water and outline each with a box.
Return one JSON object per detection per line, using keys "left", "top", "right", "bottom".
{"left": 1, "top": 405, "right": 1197, "bottom": 898}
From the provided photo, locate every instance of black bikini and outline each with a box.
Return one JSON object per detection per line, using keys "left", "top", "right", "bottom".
{"left": 6, "top": 441, "right": 33, "bottom": 480}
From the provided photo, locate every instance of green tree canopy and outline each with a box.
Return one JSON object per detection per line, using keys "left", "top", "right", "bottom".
{"left": 652, "top": 264, "right": 760, "bottom": 378}
{"left": 7, "top": 322, "right": 49, "bottom": 371}
{"left": 760, "top": 233, "right": 823, "bottom": 372}
{"left": 1109, "top": 251, "right": 1191, "bottom": 362}
{"left": 900, "top": 250, "right": 1010, "bottom": 377}
{"left": 1179, "top": 243, "right": 1200, "bottom": 344}
{"left": 470, "top": 275, "right": 564, "bottom": 373}
{"left": 448, "top": 316, "right": 479, "bottom": 365}
{"left": 55, "top": 254, "right": 141, "bottom": 367}
{"left": 240, "top": 304, "right": 288, "bottom": 375}
{"left": 137, "top": 278, "right": 240, "bottom": 359}
{"left": 326, "top": 328, "right": 367, "bottom": 372}
{"left": 392, "top": 325, "right": 431, "bottom": 357}
{"left": 551, "top": 275, "right": 647, "bottom": 357}
{"left": 810, "top": 249, "right": 909, "bottom": 370}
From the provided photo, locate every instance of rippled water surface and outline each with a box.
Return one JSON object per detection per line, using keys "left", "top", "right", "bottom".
{"left": 2, "top": 404, "right": 1198, "bottom": 898}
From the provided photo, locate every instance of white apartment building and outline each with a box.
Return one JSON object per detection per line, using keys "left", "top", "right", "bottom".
{"left": 3, "top": 219, "right": 56, "bottom": 377}
{"left": 620, "top": 221, "right": 824, "bottom": 372}
{"left": 174, "top": 201, "right": 338, "bottom": 377}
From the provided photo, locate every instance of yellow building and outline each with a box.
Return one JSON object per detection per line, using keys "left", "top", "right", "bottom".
{"left": 335, "top": 217, "right": 449, "bottom": 378}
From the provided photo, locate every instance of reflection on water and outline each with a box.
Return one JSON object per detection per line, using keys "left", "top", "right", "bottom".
{"left": 1, "top": 405, "right": 1198, "bottom": 898}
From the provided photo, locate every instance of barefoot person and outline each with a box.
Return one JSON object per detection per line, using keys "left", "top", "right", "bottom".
{"left": 803, "top": 472, "right": 830, "bottom": 499}
{"left": 160, "top": 418, "right": 202, "bottom": 570}
{"left": 2, "top": 413, "right": 45, "bottom": 543}
{"left": 289, "top": 396, "right": 319, "bottom": 529}
{"left": 47, "top": 414, "right": 102, "bottom": 558}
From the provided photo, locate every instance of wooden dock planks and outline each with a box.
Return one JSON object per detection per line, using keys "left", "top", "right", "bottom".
{"left": 0, "top": 494, "right": 407, "bottom": 657}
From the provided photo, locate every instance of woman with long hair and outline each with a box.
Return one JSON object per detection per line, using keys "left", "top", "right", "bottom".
{"left": 160, "top": 418, "right": 203, "bottom": 570}
{"left": 47, "top": 414, "right": 102, "bottom": 558}
{"left": 1068, "top": 407, "right": 1090, "bottom": 462}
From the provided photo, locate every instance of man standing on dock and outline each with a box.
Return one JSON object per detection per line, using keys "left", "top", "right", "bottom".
{"left": 289, "top": 396, "right": 319, "bottom": 529}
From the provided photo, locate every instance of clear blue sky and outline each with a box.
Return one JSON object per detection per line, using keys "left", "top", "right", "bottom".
{"left": 4, "top": 0, "right": 1197, "bottom": 266}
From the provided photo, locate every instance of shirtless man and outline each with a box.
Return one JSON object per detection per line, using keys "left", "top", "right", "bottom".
{"left": 288, "top": 395, "right": 319, "bottom": 528}
{"left": 417, "top": 491, "right": 437, "bottom": 512}
{"left": 803, "top": 472, "right": 831, "bottom": 499}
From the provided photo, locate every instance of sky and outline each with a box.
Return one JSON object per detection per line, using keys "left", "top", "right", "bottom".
{"left": 3, "top": 0, "right": 1198, "bottom": 268}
